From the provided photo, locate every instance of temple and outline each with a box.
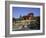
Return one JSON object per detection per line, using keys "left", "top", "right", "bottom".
{"left": 22, "top": 13, "right": 34, "bottom": 20}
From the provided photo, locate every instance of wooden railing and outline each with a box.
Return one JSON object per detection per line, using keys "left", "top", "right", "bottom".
{"left": 13, "top": 20, "right": 36, "bottom": 26}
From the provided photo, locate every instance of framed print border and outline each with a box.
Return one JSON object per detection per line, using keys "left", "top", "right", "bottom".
{"left": 5, "top": 1, "right": 45, "bottom": 37}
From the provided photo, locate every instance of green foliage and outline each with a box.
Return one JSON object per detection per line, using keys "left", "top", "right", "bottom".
{"left": 28, "top": 16, "right": 40, "bottom": 30}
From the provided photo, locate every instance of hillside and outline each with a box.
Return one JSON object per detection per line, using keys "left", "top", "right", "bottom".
{"left": 12, "top": 16, "right": 40, "bottom": 31}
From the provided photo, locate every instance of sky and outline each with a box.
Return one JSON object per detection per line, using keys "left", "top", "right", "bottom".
{"left": 12, "top": 7, "right": 40, "bottom": 18}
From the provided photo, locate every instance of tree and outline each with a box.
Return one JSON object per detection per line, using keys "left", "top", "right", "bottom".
{"left": 27, "top": 16, "right": 40, "bottom": 30}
